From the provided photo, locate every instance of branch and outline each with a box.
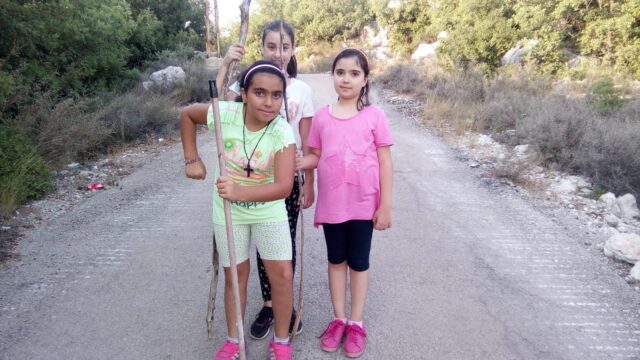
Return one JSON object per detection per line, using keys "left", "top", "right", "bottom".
{"left": 221, "top": 0, "right": 252, "bottom": 97}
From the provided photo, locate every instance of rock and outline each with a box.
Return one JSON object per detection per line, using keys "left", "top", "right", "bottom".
{"left": 617, "top": 193, "right": 640, "bottom": 220}
{"left": 411, "top": 42, "right": 440, "bottom": 62}
{"left": 551, "top": 178, "right": 578, "bottom": 195}
{"left": 603, "top": 233, "right": 640, "bottom": 264}
{"left": 630, "top": 262, "right": 640, "bottom": 282}
{"left": 605, "top": 215, "right": 620, "bottom": 228}
{"left": 501, "top": 39, "right": 539, "bottom": 66}
{"left": 567, "top": 56, "right": 586, "bottom": 68}
{"left": 599, "top": 192, "right": 622, "bottom": 218}
{"left": 144, "top": 66, "right": 186, "bottom": 92}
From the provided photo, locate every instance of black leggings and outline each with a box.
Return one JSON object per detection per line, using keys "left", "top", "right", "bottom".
{"left": 323, "top": 220, "right": 373, "bottom": 272}
{"left": 256, "top": 176, "right": 300, "bottom": 302}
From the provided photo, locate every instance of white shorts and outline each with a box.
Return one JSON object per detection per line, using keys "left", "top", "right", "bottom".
{"left": 213, "top": 221, "right": 291, "bottom": 267}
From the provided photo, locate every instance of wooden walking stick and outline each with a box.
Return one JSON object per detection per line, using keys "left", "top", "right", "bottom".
{"left": 206, "top": 3, "right": 252, "bottom": 359}
{"left": 277, "top": 17, "right": 306, "bottom": 344}
{"left": 207, "top": 80, "right": 247, "bottom": 360}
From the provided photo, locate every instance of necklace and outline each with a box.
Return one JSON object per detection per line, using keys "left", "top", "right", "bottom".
{"left": 242, "top": 118, "right": 273, "bottom": 177}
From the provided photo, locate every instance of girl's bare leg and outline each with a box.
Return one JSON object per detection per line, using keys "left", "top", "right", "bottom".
{"left": 348, "top": 268, "right": 369, "bottom": 322}
{"left": 224, "top": 260, "right": 250, "bottom": 338}
{"left": 262, "top": 259, "right": 293, "bottom": 338}
{"left": 328, "top": 262, "right": 348, "bottom": 319}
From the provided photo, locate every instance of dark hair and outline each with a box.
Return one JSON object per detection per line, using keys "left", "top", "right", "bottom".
{"left": 332, "top": 48, "right": 370, "bottom": 110}
{"left": 234, "top": 60, "right": 287, "bottom": 102}
{"left": 261, "top": 20, "right": 297, "bottom": 78}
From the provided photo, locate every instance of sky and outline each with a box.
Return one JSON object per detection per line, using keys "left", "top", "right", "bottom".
{"left": 215, "top": 0, "right": 245, "bottom": 28}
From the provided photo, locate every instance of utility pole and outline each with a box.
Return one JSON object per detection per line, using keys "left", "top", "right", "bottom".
{"left": 204, "top": 0, "right": 212, "bottom": 57}
{"left": 214, "top": 0, "right": 221, "bottom": 57}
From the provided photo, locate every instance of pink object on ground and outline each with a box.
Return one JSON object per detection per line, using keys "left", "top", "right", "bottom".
{"left": 86, "top": 182, "right": 104, "bottom": 191}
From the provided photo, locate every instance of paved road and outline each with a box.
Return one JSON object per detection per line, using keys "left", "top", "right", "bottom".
{"left": 1, "top": 74, "right": 639, "bottom": 360}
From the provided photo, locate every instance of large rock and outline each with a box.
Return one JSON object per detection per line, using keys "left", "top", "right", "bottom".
{"left": 599, "top": 192, "right": 622, "bottom": 218}
{"left": 603, "top": 233, "right": 640, "bottom": 264}
{"left": 617, "top": 193, "right": 640, "bottom": 220}
{"left": 630, "top": 262, "right": 640, "bottom": 282}
{"left": 143, "top": 66, "right": 186, "bottom": 92}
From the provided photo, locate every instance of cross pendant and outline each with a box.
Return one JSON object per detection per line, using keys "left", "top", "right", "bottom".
{"left": 244, "top": 164, "right": 253, "bottom": 177}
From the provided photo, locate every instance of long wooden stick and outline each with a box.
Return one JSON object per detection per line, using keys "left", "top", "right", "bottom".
{"left": 206, "top": 3, "right": 252, "bottom": 359}
{"left": 206, "top": 234, "right": 219, "bottom": 338}
{"left": 278, "top": 17, "right": 306, "bottom": 344}
{"left": 208, "top": 81, "right": 247, "bottom": 360}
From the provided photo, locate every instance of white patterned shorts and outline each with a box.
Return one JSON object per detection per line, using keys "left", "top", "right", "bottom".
{"left": 213, "top": 221, "right": 292, "bottom": 267}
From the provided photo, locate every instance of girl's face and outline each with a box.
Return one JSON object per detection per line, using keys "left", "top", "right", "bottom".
{"left": 333, "top": 56, "right": 368, "bottom": 101}
{"left": 242, "top": 72, "right": 285, "bottom": 126}
{"left": 261, "top": 31, "right": 293, "bottom": 72}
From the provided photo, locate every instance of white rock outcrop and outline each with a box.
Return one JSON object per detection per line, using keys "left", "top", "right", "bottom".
{"left": 143, "top": 66, "right": 186, "bottom": 92}
{"left": 599, "top": 192, "right": 622, "bottom": 218}
{"left": 617, "top": 194, "right": 640, "bottom": 220}
{"left": 603, "top": 233, "right": 640, "bottom": 264}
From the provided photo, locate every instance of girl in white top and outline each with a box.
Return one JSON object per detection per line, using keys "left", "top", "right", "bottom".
{"left": 215, "top": 19, "right": 314, "bottom": 339}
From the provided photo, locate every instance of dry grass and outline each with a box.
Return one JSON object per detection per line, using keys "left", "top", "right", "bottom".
{"left": 379, "top": 62, "right": 640, "bottom": 196}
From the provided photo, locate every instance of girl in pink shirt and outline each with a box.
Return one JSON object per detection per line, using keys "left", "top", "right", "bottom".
{"left": 297, "top": 48, "right": 394, "bottom": 358}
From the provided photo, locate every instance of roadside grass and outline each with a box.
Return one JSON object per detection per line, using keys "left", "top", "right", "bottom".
{"left": 377, "top": 61, "right": 640, "bottom": 197}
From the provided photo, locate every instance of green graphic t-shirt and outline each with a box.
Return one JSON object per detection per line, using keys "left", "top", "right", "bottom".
{"left": 207, "top": 102, "right": 295, "bottom": 225}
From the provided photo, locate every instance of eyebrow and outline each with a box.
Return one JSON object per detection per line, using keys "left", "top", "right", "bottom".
{"left": 252, "top": 87, "right": 283, "bottom": 93}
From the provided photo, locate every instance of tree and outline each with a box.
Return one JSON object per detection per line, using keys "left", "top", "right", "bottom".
{"left": 432, "top": 0, "right": 518, "bottom": 72}
{"left": 370, "top": 0, "right": 433, "bottom": 56}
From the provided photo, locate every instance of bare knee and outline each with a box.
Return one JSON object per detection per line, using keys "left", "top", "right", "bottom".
{"left": 264, "top": 260, "right": 293, "bottom": 286}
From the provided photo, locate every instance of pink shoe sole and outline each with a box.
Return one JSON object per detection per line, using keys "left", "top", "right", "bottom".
{"left": 321, "top": 344, "right": 341, "bottom": 353}
{"left": 344, "top": 349, "right": 364, "bottom": 358}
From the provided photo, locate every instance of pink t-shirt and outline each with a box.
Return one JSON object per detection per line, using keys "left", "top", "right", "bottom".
{"left": 308, "top": 104, "right": 393, "bottom": 227}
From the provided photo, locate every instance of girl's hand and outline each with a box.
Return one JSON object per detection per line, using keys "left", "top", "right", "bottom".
{"left": 373, "top": 206, "right": 392, "bottom": 231}
{"left": 185, "top": 161, "right": 206, "bottom": 180}
{"left": 296, "top": 154, "right": 316, "bottom": 170}
{"left": 216, "top": 176, "right": 239, "bottom": 200}
{"left": 301, "top": 179, "right": 315, "bottom": 209}
{"left": 223, "top": 43, "right": 245, "bottom": 66}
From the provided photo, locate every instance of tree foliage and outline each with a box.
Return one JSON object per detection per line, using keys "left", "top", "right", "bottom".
{"left": 370, "top": 0, "right": 433, "bottom": 56}
{"left": 0, "top": 0, "right": 203, "bottom": 118}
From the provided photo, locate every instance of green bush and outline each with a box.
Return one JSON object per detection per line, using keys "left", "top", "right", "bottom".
{"left": 0, "top": 126, "right": 53, "bottom": 216}
{"left": 589, "top": 79, "right": 625, "bottom": 114}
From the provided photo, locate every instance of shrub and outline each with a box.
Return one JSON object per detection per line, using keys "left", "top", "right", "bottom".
{"left": 176, "top": 58, "right": 217, "bottom": 103}
{"left": 0, "top": 126, "right": 53, "bottom": 216}
{"left": 588, "top": 78, "right": 625, "bottom": 114}
{"left": 101, "top": 91, "right": 179, "bottom": 142}
{"left": 11, "top": 95, "right": 112, "bottom": 166}
{"left": 375, "top": 63, "right": 423, "bottom": 94}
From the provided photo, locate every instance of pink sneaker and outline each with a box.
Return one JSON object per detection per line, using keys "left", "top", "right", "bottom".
{"left": 343, "top": 323, "right": 367, "bottom": 358}
{"left": 268, "top": 339, "right": 292, "bottom": 360}
{"left": 213, "top": 340, "right": 240, "bottom": 360}
{"left": 319, "top": 319, "right": 347, "bottom": 352}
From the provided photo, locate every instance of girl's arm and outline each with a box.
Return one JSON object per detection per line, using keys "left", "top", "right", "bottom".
{"left": 373, "top": 146, "right": 393, "bottom": 230}
{"left": 217, "top": 144, "right": 296, "bottom": 202}
{"left": 180, "top": 103, "right": 209, "bottom": 180}
{"left": 296, "top": 148, "right": 320, "bottom": 170}
{"left": 298, "top": 116, "right": 315, "bottom": 208}
{"left": 215, "top": 43, "right": 244, "bottom": 101}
